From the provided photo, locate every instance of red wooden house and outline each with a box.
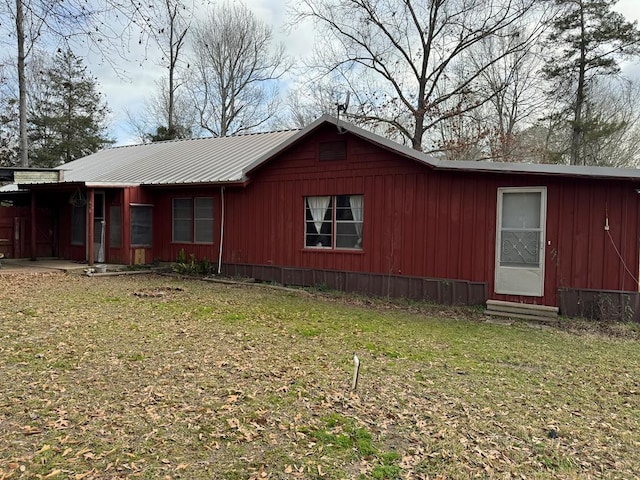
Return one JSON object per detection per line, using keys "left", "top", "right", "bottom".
{"left": 6, "top": 115, "right": 640, "bottom": 319}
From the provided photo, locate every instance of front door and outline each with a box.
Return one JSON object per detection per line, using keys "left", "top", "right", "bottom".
{"left": 495, "top": 187, "right": 546, "bottom": 297}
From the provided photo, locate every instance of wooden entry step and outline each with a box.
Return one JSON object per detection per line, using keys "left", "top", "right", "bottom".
{"left": 486, "top": 300, "right": 559, "bottom": 323}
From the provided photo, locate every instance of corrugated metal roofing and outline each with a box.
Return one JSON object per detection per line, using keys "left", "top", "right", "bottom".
{"left": 54, "top": 129, "right": 299, "bottom": 186}
{"left": 316, "top": 116, "right": 640, "bottom": 181}
{"left": 18, "top": 114, "right": 640, "bottom": 188}
{"left": 241, "top": 115, "right": 640, "bottom": 181}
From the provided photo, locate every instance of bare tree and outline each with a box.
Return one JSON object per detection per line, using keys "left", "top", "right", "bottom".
{"left": 284, "top": 76, "right": 347, "bottom": 129}
{"left": 14, "top": 0, "right": 27, "bottom": 166}
{"left": 190, "top": 1, "right": 290, "bottom": 137}
{"left": 473, "top": 32, "right": 547, "bottom": 160}
{"left": 0, "top": 49, "right": 57, "bottom": 165}
{"left": 0, "top": 0, "right": 164, "bottom": 166}
{"left": 291, "top": 0, "right": 546, "bottom": 152}
{"left": 126, "top": 77, "right": 200, "bottom": 143}
{"left": 131, "top": 0, "right": 192, "bottom": 139}
{"left": 435, "top": 16, "right": 550, "bottom": 161}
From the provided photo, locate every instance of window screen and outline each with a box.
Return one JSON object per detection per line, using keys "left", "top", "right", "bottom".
{"left": 131, "top": 205, "right": 153, "bottom": 247}
{"left": 500, "top": 192, "right": 542, "bottom": 267}
{"left": 173, "top": 198, "right": 193, "bottom": 243}
{"left": 109, "top": 205, "right": 121, "bottom": 248}
{"left": 194, "top": 197, "right": 214, "bottom": 243}
{"left": 172, "top": 197, "right": 214, "bottom": 244}
{"left": 71, "top": 204, "right": 85, "bottom": 246}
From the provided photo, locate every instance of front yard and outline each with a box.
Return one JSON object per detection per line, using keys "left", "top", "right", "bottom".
{"left": 1, "top": 273, "right": 639, "bottom": 479}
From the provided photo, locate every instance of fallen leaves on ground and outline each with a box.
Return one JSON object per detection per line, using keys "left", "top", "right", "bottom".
{"left": 0, "top": 273, "right": 639, "bottom": 479}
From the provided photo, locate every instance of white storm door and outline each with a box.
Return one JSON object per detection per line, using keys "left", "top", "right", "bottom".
{"left": 495, "top": 187, "right": 546, "bottom": 297}
{"left": 93, "top": 192, "right": 105, "bottom": 263}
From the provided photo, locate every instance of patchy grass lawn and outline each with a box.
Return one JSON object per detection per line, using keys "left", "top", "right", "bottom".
{"left": 1, "top": 273, "right": 639, "bottom": 480}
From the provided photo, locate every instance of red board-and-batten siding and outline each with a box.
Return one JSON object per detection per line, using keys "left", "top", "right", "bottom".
{"left": 152, "top": 186, "right": 224, "bottom": 264}
{"left": 223, "top": 124, "right": 640, "bottom": 307}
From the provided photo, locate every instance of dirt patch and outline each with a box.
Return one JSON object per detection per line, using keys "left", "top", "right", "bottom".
{"left": 132, "top": 286, "right": 185, "bottom": 299}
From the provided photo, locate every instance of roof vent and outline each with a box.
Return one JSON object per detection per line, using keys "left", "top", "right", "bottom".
{"left": 319, "top": 141, "right": 347, "bottom": 161}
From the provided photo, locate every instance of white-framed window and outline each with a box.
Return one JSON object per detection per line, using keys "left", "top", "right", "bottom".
{"left": 172, "top": 197, "right": 214, "bottom": 244}
{"left": 305, "top": 195, "right": 363, "bottom": 250}
{"left": 131, "top": 204, "right": 153, "bottom": 247}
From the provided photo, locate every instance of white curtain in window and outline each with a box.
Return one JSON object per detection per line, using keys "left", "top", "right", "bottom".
{"left": 307, "top": 196, "right": 331, "bottom": 233}
{"left": 349, "top": 195, "right": 363, "bottom": 240}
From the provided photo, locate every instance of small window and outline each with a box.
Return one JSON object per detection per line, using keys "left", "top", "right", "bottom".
{"left": 131, "top": 205, "right": 153, "bottom": 247}
{"left": 305, "top": 195, "right": 363, "bottom": 250}
{"left": 172, "top": 197, "right": 214, "bottom": 244}
{"left": 71, "top": 204, "right": 85, "bottom": 246}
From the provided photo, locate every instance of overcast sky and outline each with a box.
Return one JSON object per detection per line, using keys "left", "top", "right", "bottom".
{"left": 93, "top": 0, "right": 311, "bottom": 146}
{"left": 92, "top": 0, "right": 640, "bottom": 146}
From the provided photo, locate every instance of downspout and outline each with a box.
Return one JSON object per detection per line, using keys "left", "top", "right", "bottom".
{"left": 217, "top": 186, "right": 225, "bottom": 274}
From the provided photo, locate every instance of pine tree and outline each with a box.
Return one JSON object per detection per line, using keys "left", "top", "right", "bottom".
{"left": 28, "top": 49, "right": 112, "bottom": 167}
{"left": 146, "top": 124, "right": 192, "bottom": 143}
{"left": 543, "top": 0, "right": 640, "bottom": 165}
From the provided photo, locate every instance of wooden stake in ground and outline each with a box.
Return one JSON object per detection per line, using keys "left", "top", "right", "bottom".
{"left": 352, "top": 353, "right": 360, "bottom": 391}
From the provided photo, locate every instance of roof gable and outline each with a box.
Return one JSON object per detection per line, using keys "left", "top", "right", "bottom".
{"left": 244, "top": 115, "right": 640, "bottom": 182}
{"left": 241, "top": 115, "right": 438, "bottom": 177}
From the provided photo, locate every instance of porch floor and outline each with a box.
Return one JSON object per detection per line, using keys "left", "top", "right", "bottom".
{"left": 0, "top": 258, "right": 95, "bottom": 274}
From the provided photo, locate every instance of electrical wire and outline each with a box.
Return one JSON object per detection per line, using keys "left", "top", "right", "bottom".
{"left": 603, "top": 201, "right": 638, "bottom": 286}
{"left": 605, "top": 222, "right": 639, "bottom": 286}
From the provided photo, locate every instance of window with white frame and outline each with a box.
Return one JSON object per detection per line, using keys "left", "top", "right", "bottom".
{"left": 305, "top": 195, "right": 363, "bottom": 249}
{"left": 172, "top": 197, "right": 214, "bottom": 244}
{"left": 131, "top": 205, "right": 153, "bottom": 247}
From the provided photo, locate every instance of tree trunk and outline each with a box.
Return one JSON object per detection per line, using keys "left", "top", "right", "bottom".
{"left": 571, "top": 75, "right": 585, "bottom": 166}
{"left": 167, "top": 0, "right": 175, "bottom": 133}
{"left": 16, "top": 0, "right": 28, "bottom": 167}
{"left": 412, "top": 111, "right": 424, "bottom": 151}
{"left": 168, "top": 63, "right": 175, "bottom": 134}
{"left": 570, "top": 3, "right": 587, "bottom": 166}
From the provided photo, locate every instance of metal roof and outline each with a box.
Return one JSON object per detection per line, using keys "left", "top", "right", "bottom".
{"left": 53, "top": 129, "right": 299, "bottom": 186}
{"left": 261, "top": 115, "right": 640, "bottom": 182}
{"left": 17, "top": 115, "right": 640, "bottom": 188}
